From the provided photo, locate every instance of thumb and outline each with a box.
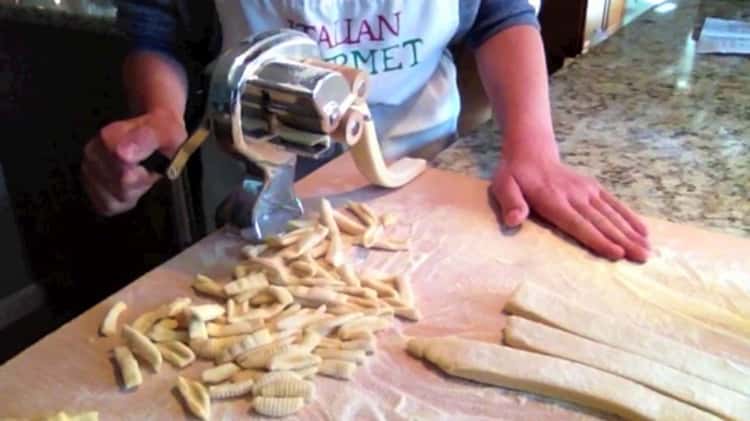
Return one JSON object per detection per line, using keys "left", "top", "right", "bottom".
{"left": 114, "top": 125, "right": 160, "bottom": 164}
{"left": 492, "top": 171, "right": 529, "bottom": 227}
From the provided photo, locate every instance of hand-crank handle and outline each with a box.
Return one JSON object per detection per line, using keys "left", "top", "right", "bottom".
{"left": 139, "top": 124, "right": 211, "bottom": 180}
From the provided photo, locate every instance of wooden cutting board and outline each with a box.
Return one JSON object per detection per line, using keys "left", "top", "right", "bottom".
{"left": 1, "top": 155, "right": 749, "bottom": 420}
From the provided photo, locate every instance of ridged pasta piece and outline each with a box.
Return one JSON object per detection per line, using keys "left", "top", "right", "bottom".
{"left": 208, "top": 378, "right": 255, "bottom": 400}
{"left": 252, "top": 371, "right": 303, "bottom": 395}
{"left": 252, "top": 396, "right": 305, "bottom": 418}
{"left": 256, "top": 377, "right": 315, "bottom": 402}
{"left": 237, "top": 339, "right": 296, "bottom": 369}
{"left": 175, "top": 376, "right": 211, "bottom": 421}
{"left": 217, "top": 328, "right": 272, "bottom": 364}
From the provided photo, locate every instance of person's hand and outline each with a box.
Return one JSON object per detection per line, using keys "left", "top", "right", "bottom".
{"left": 81, "top": 109, "right": 186, "bottom": 216}
{"left": 491, "top": 148, "right": 650, "bottom": 262}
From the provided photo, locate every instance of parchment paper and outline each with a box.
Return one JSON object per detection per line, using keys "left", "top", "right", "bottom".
{"left": 1, "top": 156, "right": 748, "bottom": 420}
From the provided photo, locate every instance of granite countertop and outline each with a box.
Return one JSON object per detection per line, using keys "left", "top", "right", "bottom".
{"left": 0, "top": 0, "right": 116, "bottom": 33}
{"left": 435, "top": 0, "right": 749, "bottom": 238}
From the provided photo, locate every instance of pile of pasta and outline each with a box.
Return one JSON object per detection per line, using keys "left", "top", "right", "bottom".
{"left": 100, "top": 199, "right": 419, "bottom": 419}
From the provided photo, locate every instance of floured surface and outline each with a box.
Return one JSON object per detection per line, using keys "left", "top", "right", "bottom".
{"left": 1, "top": 155, "right": 749, "bottom": 420}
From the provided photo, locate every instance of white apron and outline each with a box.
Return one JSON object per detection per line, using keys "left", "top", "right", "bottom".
{"left": 214, "top": 0, "right": 462, "bottom": 157}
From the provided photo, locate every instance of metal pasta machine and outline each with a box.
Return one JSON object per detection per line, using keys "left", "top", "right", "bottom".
{"left": 160, "top": 29, "right": 426, "bottom": 242}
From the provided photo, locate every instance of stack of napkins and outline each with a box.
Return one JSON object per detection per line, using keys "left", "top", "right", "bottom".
{"left": 697, "top": 17, "right": 750, "bottom": 55}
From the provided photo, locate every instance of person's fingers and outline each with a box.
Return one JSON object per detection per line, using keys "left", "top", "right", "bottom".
{"left": 573, "top": 199, "right": 649, "bottom": 262}
{"left": 492, "top": 170, "right": 529, "bottom": 227}
{"left": 82, "top": 161, "right": 131, "bottom": 216}
{"left": 84, "top": 137, "right": 157, "bottom": 204}
{"left": 114, "top": 125, "right": 161, "bottom": 165}
{"left": 83, "top": 139, "right": 127, "bottom": 193}
{"left": 600, "top": 189, "right": 649, "bottom": 237}
{"left": 534, "top": 195, "right": 625, "bottom": 260}
{"left": 591, "top": 196, "right": 650, "bottom": 249}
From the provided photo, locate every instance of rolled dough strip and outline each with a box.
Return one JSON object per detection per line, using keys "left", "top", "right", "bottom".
{"left": 100, "top": 301, "right": 127, "bottom": 337}
{"left": 614, "top": 272, "right": 750, "bottom": 343}
{"left": 406, "top": 336, "right": 720, "bottom": 421}
{"left": 504, "top": 316, "right": 750, "bottom": 420}
{"left": 348, "top": 103, "right": 426, "bottom": 188}
{"left": 505, "top": 282, "right": 750, "bottom": 396}
{"left": 113, "top": 346, "right": 142, "bottom": 390}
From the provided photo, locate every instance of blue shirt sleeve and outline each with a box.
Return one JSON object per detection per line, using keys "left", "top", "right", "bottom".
{"left": 115, "top": 0, "right": 180, "bottom": 55}
{"left": 466, "top": 0, "right": 540, "bottom": 49}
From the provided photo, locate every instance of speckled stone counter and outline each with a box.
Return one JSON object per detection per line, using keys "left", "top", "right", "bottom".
{"left": 434, "top": 0, "right": 750, "bottom": 237}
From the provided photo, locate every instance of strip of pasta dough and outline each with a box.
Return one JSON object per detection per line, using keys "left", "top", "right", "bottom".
{"left": 407, "top": 335, "right": 720, "bottom": 421}
{"left": 503, "top": 316, "right": 750, "bottom": 420}
{"left": 505, "top": 282, "right": 750, "bottom": 396}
